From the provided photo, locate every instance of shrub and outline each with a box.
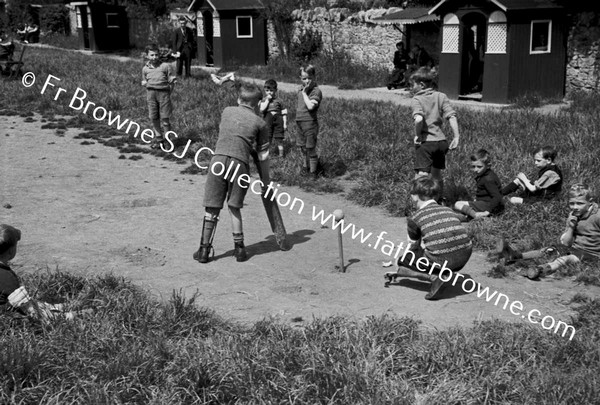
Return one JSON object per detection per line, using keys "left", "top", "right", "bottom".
{"left": 291, "top": 27, "right": 323, "bottom": 63}
{"left": 40, "top": 5, "right": 70, "bottom": 35}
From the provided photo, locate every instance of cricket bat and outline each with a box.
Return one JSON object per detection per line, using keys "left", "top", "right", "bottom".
{"left": 250, "top": 151, "right": 290, "bottom": 251}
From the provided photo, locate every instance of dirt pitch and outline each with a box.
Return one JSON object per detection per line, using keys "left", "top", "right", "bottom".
{"left": 1, "top": 113, "right": 598, "bottom": 336}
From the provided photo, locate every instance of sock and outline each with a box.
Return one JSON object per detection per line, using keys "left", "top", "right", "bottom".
{"left": 309, "top": 156, "right": 318, "bottom": 173}
{"left": 460, "top": 205, "right": 478, "bottom": 218}
{"left": 152, "top": 119, "right": 162, "bottom": 138}
{"left": 547, "top": 254, "right": 579, "bottom": 271}
{"left": 501, "top": 181, "right": 519, "bottom": 195}
{"left": 161, "top": 119, "right": 171, "bottom": 135}
{"left": 278, "top": 145, "right": 284, "bottom": 157}
{"left": 521, "top": 250, "right": 543, "bottom": 260}
{"left": 233, "top": 232, "right": 244, "bottom": 245}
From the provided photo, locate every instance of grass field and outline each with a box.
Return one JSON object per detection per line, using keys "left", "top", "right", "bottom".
{"left": 2, "top": 46, "right": 600, "bottom": 402}
{"left": 1, "top": 271, "right": 599, "bottom": 404}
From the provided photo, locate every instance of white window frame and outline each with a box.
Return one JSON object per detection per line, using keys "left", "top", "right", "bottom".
{"left": 530, "top": 19, "right": 551, "bottom": 54}
{"left": 486, "top": 11, "right": 507, "bottom": 54}
{"left": 106, "top": 13, "right": 119, "bottom": 28}
{"left": 442, "top": 13, "right": 460, "bottom": 54}
{"left": 236, "top": 15, "right": 252, "bottom": 38}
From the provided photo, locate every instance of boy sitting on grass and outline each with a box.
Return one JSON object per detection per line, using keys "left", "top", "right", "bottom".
{"left": 141, "top": 44, "right": 177, "bottom": 149}
{"left": 385, "top": 175, "right": 472, "bottom": 300}
{"left": 453, "top": 148, "right": 503, "bottom": 221}
{"left": 193, "top": 84, "right": 270, "bottom": 263}
{"left": 0, "top": 224, "right": 92, "bottom": 323}
{"left": 497, "top": 183, "right": 600, "bottom": 279}
{"left": 502, "top": 145, "right": 563, "bottom": 204}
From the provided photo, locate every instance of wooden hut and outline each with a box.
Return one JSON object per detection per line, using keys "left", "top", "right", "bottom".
{"left": 187, "top": 0, "right": 266, "bottom": 67}
{"left": 373, "top": 7, "right": 441, "bottom": 66}
{"left": 69, "top": 1, "right": 128, "bottom": 52}
{"left": 429, "top": 0, "right": 567, "bottom": 103}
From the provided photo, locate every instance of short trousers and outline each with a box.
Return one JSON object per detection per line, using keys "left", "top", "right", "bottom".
{"left": 414, "top": 140, "right": 449, "bottom": 172}
{"left": 296, "top": 120, "right": 319, "bottom": 149}
{"left": 146, "top": 89, "right": 172, "bottom": 120}
{"left": 548, "top": 245, "right": 599, "bottom": 262}
{"left": 397, "top": 243, "right": 472, "bottom": 275}
{"left": 203, "top": 155, "right": 250, "bottom": 209}
{"left": 469, "top": 200, "right": 504, "bottom": 214}
{"left": 265, "top": 113, "right": 285, "bottom": 141}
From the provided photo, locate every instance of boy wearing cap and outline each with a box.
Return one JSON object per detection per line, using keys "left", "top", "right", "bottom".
{"left": 0, "top": 224, "right": 91, "bottom": 323}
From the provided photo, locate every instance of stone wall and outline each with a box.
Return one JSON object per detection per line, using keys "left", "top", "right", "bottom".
{"left": 268, "top": 7, "right": 404, "bottom": 70}
{"left": 566, "top": 44, "right": 600, "bottom": 93}
{"left": 268, "top": 7, "right": 600, "bottom": 95}
{"left": 565, "top": 12, "right": 600, "bottom": 93}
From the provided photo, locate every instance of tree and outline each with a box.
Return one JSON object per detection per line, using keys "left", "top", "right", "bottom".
{"left": 260, "top": 0, "right": 310, "bottom": 58}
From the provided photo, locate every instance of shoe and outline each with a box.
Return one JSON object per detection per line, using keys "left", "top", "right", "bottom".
{"left": 425, "top": 276, "right": 446, "bottom": 300}
{"left": 473, "top": 211, "right": 490, "bottom": 220}
{"left": 193, "top": 245, "right": 213, "bottom": 263}
{"left": 387, "top": 84, "right": 392, "bottom": 90}
{"left": 233, "top": 242, "right": 247, "bottom": 262}
{"left": 527, "top": 264, "right": 553, "bottom": 280}
{"left": 150, "top": 136, "right": 165, "bottom": 150}
{"left": 526, "top": 266, "right": 542, "bottom": 280}
{"left": 495, "top": 238, "right": 521, "bottom": 265}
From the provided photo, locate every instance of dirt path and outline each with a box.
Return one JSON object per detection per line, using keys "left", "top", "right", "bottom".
{"left": 1, "top": 113, "right": 596, "bottom": 334}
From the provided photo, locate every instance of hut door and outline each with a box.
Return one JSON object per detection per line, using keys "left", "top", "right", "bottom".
{"left": 460, "top": 13, "right": 486, "bottom": 95}
{"left": 81, "top": 6, "right": 90, "bottom": 49}
{"left": 202, "top": 11, "right": 214, "bottom": 65}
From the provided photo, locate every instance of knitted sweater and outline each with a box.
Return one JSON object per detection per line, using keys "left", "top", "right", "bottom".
{"left": 407, "top": 202, "right": 472, "bottom": 255}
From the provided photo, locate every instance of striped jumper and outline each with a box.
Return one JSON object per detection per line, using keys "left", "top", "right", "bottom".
{"left": 406, "top": 201, "right": 472, "bottom": 271}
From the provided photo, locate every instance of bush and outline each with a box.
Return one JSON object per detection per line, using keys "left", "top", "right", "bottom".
{"left": 148, "top": 17, "right": 177, "bottom": 49}
{"left": 40, "top": 5, "right": 70, "bottom": 35}
{"left": 291, "top": 27, "right": 323, "bottom": 63}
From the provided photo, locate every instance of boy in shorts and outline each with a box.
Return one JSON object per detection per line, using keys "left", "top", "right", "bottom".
{"left": 296, "top": 65, "right": 323, "bottom": 178}
{"left": 259, "top": 79, "right": 288, "bottom": 158}
{"left": 409, "top": 67, "right": 460, "bottom": 188}
{"left": 193, "top": 84, "right": 270, "bottom": 263}
{"left": 1, "top": 224, "right": 92, "bottom": 323}
{"left": 497, "top": 183, "right": 600, "bottom": 279}
{"left": 385, "top": 175, "right": 473, "bottom": 300}
{"left": 141, "top": 44, "right": 177, "bottom": 149}
{"left": 453, "top": 149, "right": 504, "bottom": 220}
{"left": 502, "top": 145, "right": 563, "bottom": 204}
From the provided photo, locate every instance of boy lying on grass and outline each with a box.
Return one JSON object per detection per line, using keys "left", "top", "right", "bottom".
{"left": 385, "top": 175, "right": 473, "bottom": 300}
{"left": 496, "top": 183, "right": 600, "bottom": 279}
{"left": 0, "top": 224, "right": 93, "bottom": 323}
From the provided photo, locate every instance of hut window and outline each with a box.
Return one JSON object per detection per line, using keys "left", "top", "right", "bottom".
{"left": 530, "top": 20, "right": 551, "bottom": 54}
{"left": 106, "top": 13, "right": 119, "bottom": 28}
{"left": 487, "top": 11, "right": 506, "bottom": 54}
{"left": 236, "top": 16, "right": 253, "bottom": 38}
{"left": 76, "top": 8, "right": 82, "bottom": 28}
{"left": 87, "top": 7, "right": 92, "bottom": 28}
{"left": 197, "top": 14, "right": 204, "bottom": 37}
{"left": 442, "top": 13, "right": 459, "bottom": 53}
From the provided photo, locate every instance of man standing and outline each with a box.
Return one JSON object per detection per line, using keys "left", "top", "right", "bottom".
{"left": 172, "top": 16, "right": 196, "bottom": 78}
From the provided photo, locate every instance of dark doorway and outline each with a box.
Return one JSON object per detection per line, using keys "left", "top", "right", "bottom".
{"left": 80, "top": 6, "right": 90, "bottom": 49}
{"left": 202, "top": 11, "right": 214, "bottom": 66}
{"left": 460, "top": 12, "right": 486, "bottom": 97}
